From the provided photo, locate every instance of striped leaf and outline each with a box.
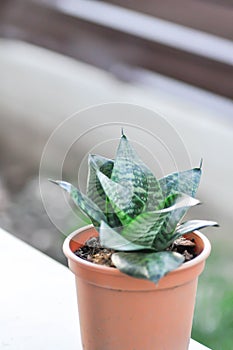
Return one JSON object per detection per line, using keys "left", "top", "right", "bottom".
{"left": 121, "top": 193, "right": 199, "bottom": 248}
{"left": 121, "top": 210, "right": 166, "bottom": 247}
{"left": 87, "top": 155, "right": 121, "bottom": 228}
{"left": 111, "top": 133, "right": 163, "bottom": 214}
{"left": 156, "top": 192, "right": 181, "bottom": 210}
{"left": 152, "top": 195, "right": 200, "bottom": 251}
{"left": 112, "top": 251, "right": 184, "bottom": 284}
{"left": 49, "top": 180, "right": 106, "bottom": 228}
{"left": 159, "top": 166, "right": 202, "bottom": 198}
{"left": 156, "top": 166, "right": 202, "bottom": 250}
{"left": 97, "top": 169, "right": 144, "bottom": 222}
{"left": 99, "top": 221, "right": 147, "bottom": 251}
{"left": 87, "top": 154, "right": 114, "bottom": 212}
{"left": 164, "top": 219, "right": 219, "bottom": 247}
{"left": 152, "top": 208, "right": 188, "bottom": 251}
{"left": 175, "top": 219, "right": 219, "bottom": 237}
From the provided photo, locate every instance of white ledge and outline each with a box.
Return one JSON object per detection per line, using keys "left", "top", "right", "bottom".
{"left": 0, "top": 227, "right": 211, "bottom": 349}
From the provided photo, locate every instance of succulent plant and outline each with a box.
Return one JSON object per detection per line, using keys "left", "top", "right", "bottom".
{"left": 50, "top": 131, "right": 218, "bottom": 283}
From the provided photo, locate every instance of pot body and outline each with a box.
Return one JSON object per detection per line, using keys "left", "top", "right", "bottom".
{"left": 63, "top": 225, "right": 211, "bottom": 350}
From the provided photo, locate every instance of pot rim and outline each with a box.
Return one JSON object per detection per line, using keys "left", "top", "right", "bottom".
{"left": 63, "top": 224, "right": 211, "bottom": 277}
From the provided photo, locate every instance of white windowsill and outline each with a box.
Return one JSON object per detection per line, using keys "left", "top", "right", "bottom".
{"left": 0, "top": 227, "right": 211, "bottom": 350}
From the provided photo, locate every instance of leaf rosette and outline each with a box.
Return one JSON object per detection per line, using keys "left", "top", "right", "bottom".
{"left": 50, "top": 132, "right": 218, "bottom": 283}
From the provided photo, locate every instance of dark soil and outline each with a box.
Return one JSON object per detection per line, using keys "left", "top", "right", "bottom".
{"left": 74, "top": 236, "right": 197, "bottom": 268}
{"left": 75, "top": 236, "right": 116, "bottom": 267}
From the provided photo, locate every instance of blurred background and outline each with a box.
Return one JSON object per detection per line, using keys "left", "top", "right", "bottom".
{"left": 0, "top": 1, "right": 233, "bottom": 349}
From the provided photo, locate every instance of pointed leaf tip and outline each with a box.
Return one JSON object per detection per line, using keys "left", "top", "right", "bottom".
{"left": 199, "top": 158, "right": 203, "bottom": 169}
{"left": 48, "top": 179, "right": 72, "bottom": 193}
{"left": 121, "top": 127, "right": 126, "bottom": 138}
{"left": 48, "top": 178, "right": 58, "bottom": 185}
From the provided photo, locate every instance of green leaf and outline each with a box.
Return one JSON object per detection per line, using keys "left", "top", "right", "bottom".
{"left": 152, "top": 208, "right": 187, "bottom": 251}
{"left": 87, "top": 154, "right": 113, "bottom": 211}
{"left": 121, "top": 210, "right": 166, "bottom": 247}
{"left": 112, "top": 251, "right": 184, "bottom": 284}
{"left": 154, "top": 194, "right": 200, "bottom": 216}
{"left": 87, "top": 155, "right": 121, "bottom": 228}
{"left": 111, "top": 133, "right": 163, "bottom": 214}
{"left": 121, "top": 193, "right": 200, "bottom": 248}
{"left": 96, "top": 169, "right": 143, "bottom": 223}
{"left": 156, "top": 192, "right": 181, "bottom": 210}
{"left": 99, "top": 221, "right": 147, "bottom": 251}
{"left": 159, "top": 167, "right": 201, "bottom": 198}
{"left": 97, "top": 169, "right": 133, "bottom": 209}
{"left": 49, "top": 180, "right": 106, "bottom": 228}
{"left": 152, "top": 194, "right": 200, "bottom": 251}
{"left": 175, "top": 219, "right": 219, "bottom": 236}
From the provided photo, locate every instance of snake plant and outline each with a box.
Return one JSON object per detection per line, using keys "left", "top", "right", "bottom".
{"left": 50, "top": 131, "right": 217, "bottom": 284}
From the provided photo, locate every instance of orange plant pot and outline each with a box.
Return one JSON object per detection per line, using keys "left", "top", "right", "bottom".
{"left": 63, "top": 225, "right": 211, "bottom": 350}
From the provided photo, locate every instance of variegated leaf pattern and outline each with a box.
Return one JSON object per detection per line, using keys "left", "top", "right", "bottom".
{"left": 49, "top": 180, "right": 106, "bottom": 228}
{"left": 99, "top": 221, "right": 147, "bottom": 251}
{"left": 87, "top": 155, "right": 121, "bottom": 228}
{"left": 175, "top": 219, "right": 219, "bottom": 236}
{"left": 121, "top": 210, "right": 166, "bottom": 247}
{"left": 87, "top": 154, "right": 113, "bottom": 211}
{"left": 111, "top": 133, "right": 163, "bottom": 213}
{"left": 159, "top": 167, "right": 201, "bottom": 198}
{"left": 152, "top": 207, "right": 188, "bottom": 251}
{"left": 50, "top": 132, "right": 218, "bottom": 284}
{"left": 156, "top": 192, "right": 180, "bottom": 210}
{"left": 112, "top": 251, "right": 184, "bottom": 284}
{"left": 152, "top": 195, "right": 200, "bottom": 251}
{"left": 97, "top": 168, "right": 144, "bottom": 222}
{"left": 166, "top": 219, "right": 219, "bottom": 245}
{"left": 121, "top": 193, "right": 199, "bottom": 249}
{"left": 155, "top": 168, "right": 202, "bottom": 249}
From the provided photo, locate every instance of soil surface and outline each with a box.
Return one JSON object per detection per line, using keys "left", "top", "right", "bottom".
{"left": 74, "top": 236, "right": 197, "bottom": 267}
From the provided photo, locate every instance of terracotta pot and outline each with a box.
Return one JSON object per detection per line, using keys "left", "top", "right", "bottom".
{"left": 63, "top": 225, "right": 211, "bottom": 350}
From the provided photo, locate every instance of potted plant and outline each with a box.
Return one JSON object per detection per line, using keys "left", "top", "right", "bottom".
{"left": 50, "top": 131, "right": 218, "bottom": 350}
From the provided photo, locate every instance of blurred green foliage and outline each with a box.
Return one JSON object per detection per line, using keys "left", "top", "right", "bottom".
{"left": 192, "top": 244, "right": 233, "bottom": 350}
